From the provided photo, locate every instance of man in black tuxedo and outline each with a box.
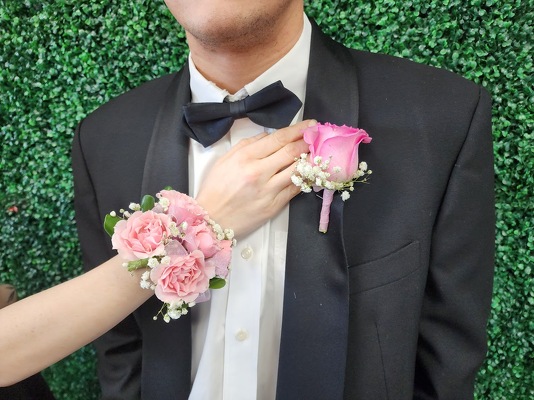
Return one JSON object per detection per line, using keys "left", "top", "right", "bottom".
{"left": 72, "top": 1, "right": 494, "bottom": 399}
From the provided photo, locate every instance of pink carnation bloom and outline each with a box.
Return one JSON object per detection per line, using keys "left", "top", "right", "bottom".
{"left": 150, "top": 250, "right": 214, "bottom": 304}
{"left": 206, "top": 240, "right": 233, "bottom": 279}
{"left": 158, "top": 189, "right": 206, "bottom": 226}
{"left": 112, "top": 210, "right": 173, "bottom": 261}
{"left": 182, "top": 221, "right": 219, "bottom": 258}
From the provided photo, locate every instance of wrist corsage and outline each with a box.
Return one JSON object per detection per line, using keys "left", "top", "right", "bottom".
{"left": 104, "top": 189, "right": 235, "bottom": 322}
{"left": 291, "top": 122, "right": 372, "bottom": 233}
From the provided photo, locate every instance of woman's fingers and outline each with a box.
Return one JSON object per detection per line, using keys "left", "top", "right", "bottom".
{"left": 248, "top": 119, "right": 315, "bottom": 159}
{"left": 195, "top": 120, "right": 314, "bottom": 238}
{"left": 269, "top": 160, "right": 301, "bottom": 192}
{"left": 260, "top": 137, "right": 309, "bottom": 176}
{"left": 229, "top": 131, "right": 269, "bottom": 153}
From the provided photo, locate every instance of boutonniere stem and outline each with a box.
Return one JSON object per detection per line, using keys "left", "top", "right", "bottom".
{"left": 319, "top": 189, "right": 335, "bottom": 233}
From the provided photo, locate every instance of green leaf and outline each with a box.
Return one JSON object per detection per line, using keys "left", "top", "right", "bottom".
{"left": 103, "top": 214, "right": 121, "bottom": 237}
{"left": 126, "top": 258, "right": 149, "bottom": 272}
{"left": 209, "top": 277, "right": 226, "bottom": 289}
{"left": 140, "top": 194, "right": 155, "bottom": 211}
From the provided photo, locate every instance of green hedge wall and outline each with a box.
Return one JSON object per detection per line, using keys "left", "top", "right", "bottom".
{"left": 0, "top": 1, "right": 532, "bottom": 399}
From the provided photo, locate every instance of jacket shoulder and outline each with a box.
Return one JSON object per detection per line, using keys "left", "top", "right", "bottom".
{"left": 82, "top": 73, "right": 178, "bottom": 131}
{"left": 311, "top": 21, "right": 486, "bottom": 117}
{"left": 74, "top": 71, "right": 184, "bottom": 187}
{"left": 348, "top": 48, "right": 484, "bottom": 104}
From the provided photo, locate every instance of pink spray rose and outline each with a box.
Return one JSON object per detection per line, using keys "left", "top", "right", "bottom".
{"left": 303, "top": 122, "right": 371, "bottom": 182}
{"left": 150, "top": 250, "right": 215, "bottom": 304}
{"left": 112, "top": 210, "right": 173, "bottom": 261}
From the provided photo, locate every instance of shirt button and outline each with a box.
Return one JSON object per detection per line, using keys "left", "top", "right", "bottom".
{"left": 240, "top": 246, "right": 253, "bottom": 260}
{"left": 235, "top": 329, "right": 249, "bottom": 342}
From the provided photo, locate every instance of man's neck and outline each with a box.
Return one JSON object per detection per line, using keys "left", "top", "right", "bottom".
{"left": 187, "top": 12, "right": 304, "bottom": 94}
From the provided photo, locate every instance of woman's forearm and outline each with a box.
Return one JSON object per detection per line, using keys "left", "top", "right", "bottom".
{"left": 0, "top": 121, "right": 313, "bottom": 387}
{"left": 0, "top": 256, "right": 152, "bottom": 386}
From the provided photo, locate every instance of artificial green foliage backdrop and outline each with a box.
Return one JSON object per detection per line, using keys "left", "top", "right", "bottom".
{"left": 0, "top": 1, "right": 532, "bottom": 399}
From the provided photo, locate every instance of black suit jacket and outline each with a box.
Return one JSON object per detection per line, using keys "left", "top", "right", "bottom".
{"left": 72, "top": 21, "right": 494, "bottom": 400}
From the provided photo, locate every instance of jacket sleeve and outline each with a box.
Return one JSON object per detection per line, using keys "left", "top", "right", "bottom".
{"left": 71, "top": 121, "right": 143, "bottom": 400}
{"left": 414, "top": 86, "right": 494, "bottom": 399}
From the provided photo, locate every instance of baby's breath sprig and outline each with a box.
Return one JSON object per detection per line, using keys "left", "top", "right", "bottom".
{"left": 153, "top": 300, "right": 194, "bottom": 323}
{"left": 292, "top": 153, "right": 372, "bottom": 201}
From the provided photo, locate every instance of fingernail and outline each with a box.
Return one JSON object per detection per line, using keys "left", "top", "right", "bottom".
{"left": 307, "top": 119, "right": 317, "bottom": 127}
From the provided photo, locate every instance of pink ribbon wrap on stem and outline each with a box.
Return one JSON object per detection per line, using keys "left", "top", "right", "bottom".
{"left": 319, "top": 189, "right": 335, "bottom": 233}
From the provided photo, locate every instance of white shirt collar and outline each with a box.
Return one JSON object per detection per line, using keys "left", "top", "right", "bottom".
{"left": 188, "top": 14, "right": 311, "bottom": 106}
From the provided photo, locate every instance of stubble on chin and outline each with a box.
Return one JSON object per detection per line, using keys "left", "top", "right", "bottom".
{"left": 184, "top": 3, "right": 293, "bottom": 53}
{"left": 189, "top": 16, "right": 276, "bottom": 52}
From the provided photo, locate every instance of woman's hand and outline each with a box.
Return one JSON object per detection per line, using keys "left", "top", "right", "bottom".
{"left": 195, "top": 120, "right": 315, "bottom": 238}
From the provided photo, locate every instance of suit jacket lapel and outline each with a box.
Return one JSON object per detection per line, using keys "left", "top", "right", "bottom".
{"left": 276, "top": 21, "right": 359, "bottom": 399}
{"left": 142, "top": 67, "right": 191, "bottom": 196}
{"left": 139, "top": 66, "right": 193, "bottom": 399}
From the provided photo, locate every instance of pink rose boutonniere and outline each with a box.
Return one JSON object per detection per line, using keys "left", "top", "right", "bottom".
{"left": 291, "top": 122, "right": 372, "bottom": 233}
{"left": 105, "top": 189, "right": 235, "bottom": 322}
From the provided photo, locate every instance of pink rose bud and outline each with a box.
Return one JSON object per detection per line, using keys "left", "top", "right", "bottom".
{"left": 303, "top": 122, "right": 371, "bottom": 182}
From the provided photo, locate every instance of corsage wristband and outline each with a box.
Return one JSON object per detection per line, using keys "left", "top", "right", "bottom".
{"left": 104, "top": 188, "right": 235, "bottom": 322}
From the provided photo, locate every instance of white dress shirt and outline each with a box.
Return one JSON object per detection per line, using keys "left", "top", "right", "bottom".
{"left": 188, "top": 16, "right": 312, "bottom": 400}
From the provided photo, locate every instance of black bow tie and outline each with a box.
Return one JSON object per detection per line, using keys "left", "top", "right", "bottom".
{"left": 182, "top": 80, "right": 302, "bottom": 147}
